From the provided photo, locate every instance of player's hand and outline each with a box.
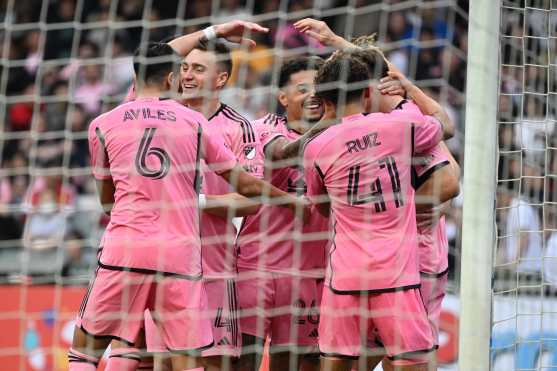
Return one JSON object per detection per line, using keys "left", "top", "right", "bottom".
{"left": 214, "top": 20, "right": 269, "bottom": 48}
{"left": 378, "top": 63, "right": 413, "bottom": 96}
{"left": 293, "top": 18, "right": 350, "bottom": 49}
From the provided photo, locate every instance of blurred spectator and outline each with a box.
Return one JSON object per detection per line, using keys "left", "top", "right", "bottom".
{"left": 73, "top": 64, "right": 113, "bottom": 115}
{"left": 22, "top": 188, "right": 68, "bottom": 250}
{"left": 61, "top": 231, "right": 91, "bottom": 277}
{"left": 44, "top": 0, "right": 76, "bottom": 60}
{"left": 496, "top": 187, "right": 543, "bottom": 274}
{"left": 23, "top": 30, "right": 42, "bottom": 75}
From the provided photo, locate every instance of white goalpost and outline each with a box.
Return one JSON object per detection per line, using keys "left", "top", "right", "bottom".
{"left": 459, "top": 0, "right": 500, "bottom": 370}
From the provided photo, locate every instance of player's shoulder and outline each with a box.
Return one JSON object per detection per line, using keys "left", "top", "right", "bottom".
{"left": 253, "top": 112, "right": 286, "bottom": 127}
{"left": 390, "top": 100, "right": 428, "bottom": 121}
{"left": 303, "top": 125, "right": 337, "bottom": 158}
{"left": 88, "top": 104, "right": 123, "bottom": 133}
{"left": 216, "top": 103, "right": 250, "bottom": 124}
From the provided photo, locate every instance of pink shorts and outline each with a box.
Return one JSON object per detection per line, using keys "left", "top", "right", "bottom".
{"left": 318, "top": 286, "right": 434, "bottom": 365}
{"left": 237, "top": 270, "right": 320, "bottom": 350}
{"left": 77, "top": 267, "right": 213, "bottom": 352}
{"left": 419, "top": 271, "right": 448, "bottom": 346}
{"left": 144, "top": 278, "right": 241, "bottom": 357}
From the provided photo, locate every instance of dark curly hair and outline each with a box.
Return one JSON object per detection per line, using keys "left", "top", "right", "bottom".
{"left": 314, "top": 50, "right": 371, "bottom": 105}
{"left": 278, "top": 56, "right": 325, "bottom": 88}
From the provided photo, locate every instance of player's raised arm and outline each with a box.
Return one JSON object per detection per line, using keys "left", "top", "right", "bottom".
{"left": 167, "top": 20, "right": 269, "bottom": 56}
{"left": 379, "top": 65, "right": 455, "bottom": 139}
{"left": 293, "top": 18, "right": 353, "bottom": 50}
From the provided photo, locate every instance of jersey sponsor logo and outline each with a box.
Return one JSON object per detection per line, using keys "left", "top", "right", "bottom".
{"left": 308, "top": 328, "right": 319, "bottom": 338}
{"left": 217, "top": 337, "right": 231, "bottom": 346}
{"left": 244, "top": 145, "right": 256, "bottom": 160}
{"left": 345, "top": 132, "right": 381, "bottom": 153}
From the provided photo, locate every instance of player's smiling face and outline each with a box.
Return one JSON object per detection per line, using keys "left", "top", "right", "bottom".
{"left": 180, "top": 49, "right": 226, "bottom": 100}
{"left": 279, "top": 69, "right": 324, "bottom": 124}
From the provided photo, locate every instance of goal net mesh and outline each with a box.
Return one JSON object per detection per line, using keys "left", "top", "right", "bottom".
{"left": 0, "top": 0, "right": 467, "bottom": 370}
{"left": 492, "top": 0, "right": 557, "bottom": 370}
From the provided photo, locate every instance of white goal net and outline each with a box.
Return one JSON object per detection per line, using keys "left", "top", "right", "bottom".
{"left": 0, "top": 0, "right": 468, "bottom": 370}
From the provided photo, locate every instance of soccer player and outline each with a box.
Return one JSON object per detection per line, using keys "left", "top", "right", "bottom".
{"left": 69, "top": 42, "right": 306, "bottom": 371}
{"left": 178, "top": 37, "right": 264, "bottom": 370}
{"left": 303, "top": 51, "right": 453, "bottom": 371}
{"left": 114, "top": 21, "right": 269, "bottom": 371}
{"left": 235, "top": 56, "right": 331, "bottom": 371}
{"left": 297, "top": 19, "right": 461, "bottom": 368}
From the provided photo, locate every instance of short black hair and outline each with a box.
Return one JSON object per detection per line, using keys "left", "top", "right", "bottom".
{"left": 314, "top": 50, "right": 371, "bottom": 105}
{"left": 278, "top": 56, "right": 324, "bottom": 88}
{"left": 133, "top": 42, "right": 181, "bottom": 85}
{"left": 194, "top": 39, "right": 233, "bottom": 77}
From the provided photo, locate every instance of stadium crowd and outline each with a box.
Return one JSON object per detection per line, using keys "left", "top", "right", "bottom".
{"left": 0, "top": 0, "right": 471, "bottom": 285}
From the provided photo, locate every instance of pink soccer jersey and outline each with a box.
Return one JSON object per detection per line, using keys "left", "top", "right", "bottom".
{"left": 88, "top": 97, "right": 237, "bottom": 277}
{"left": 413, "top": 143, "right": 450, "bottom": 274}
{"left": 303, "top": 110, "right": 443, "bottom": 292}
{"left": 398, "top": 101, "right": 451, "bottom": 275}
{"left": 199, "top": 103, "right": 264, "bottom": 278}
{"left": 236, "top": 113, "right": 329, "bottom": 276}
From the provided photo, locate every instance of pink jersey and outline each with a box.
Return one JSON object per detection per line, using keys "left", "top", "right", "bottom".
{"left": 413, "top": 144, "right": 450, "bottom": 274}
{"left": 303, "top": 110, "right": 443, "bottom": 292}
{"left": 400, "top": 101, "right": 450, "bottom": 275}
{"left": 200, "top": 104, "right": 264, "bottom": 278}
{"left": 236, "top": 113, "right": 329, "bottom": 276}
{"left": 88, "top": 97, "right": 237, "bottom": 277}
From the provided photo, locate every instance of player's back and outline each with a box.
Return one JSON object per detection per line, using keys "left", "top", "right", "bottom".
{"left": 304, "top": 110, "right": 442, "bottom": 292}
{"left": 89, "top": 97, "right": 207, "bottom": 278}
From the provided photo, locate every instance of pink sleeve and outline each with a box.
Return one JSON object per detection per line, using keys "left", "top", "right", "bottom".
{"left": 413, "top": 144, "right": 450, "bottom": 179}
{"left": 255, "top": 123, "right": 285, "bottom": 151}
{"left": 88, "top": 120, "right": 111, "bottom": 180}
{"left": 303, "top": 141, "right": 326, "bottom": 204}
{"left": 201, "top": 124, "right": 238, "bottom": 174}
{"left": 413, "top": 115, "right": 443, "bottom": 154}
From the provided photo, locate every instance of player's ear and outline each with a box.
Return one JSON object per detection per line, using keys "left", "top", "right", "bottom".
{"left": 278, "top": 90, "right": 288, "bottom": 108}
{"left": 166, "top": 72, "right": 175, "bottom": 90}
{"left": 216, "top": 71, "right": 229, "bottom": 90}
{"left": 363, "top": 86, "right": 372, "bottom": 112}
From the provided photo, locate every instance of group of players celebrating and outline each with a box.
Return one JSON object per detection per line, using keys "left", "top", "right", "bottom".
{"left": 68, "top": 18, "right": 460, "bottom": 371}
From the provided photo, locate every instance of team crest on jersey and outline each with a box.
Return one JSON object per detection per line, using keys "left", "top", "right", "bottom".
{"left": 244, "top": 145, "right": 256, "bottom": 160}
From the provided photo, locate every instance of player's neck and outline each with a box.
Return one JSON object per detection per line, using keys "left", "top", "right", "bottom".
{"left": 184, "top": 97, "right": 221, "bottom": 119}
{"left": 342, "top": 102, "right": 366, "bottom": 118}
{"left": 381, "top": 95, "right": 405, "bottom": 113}
{"left": 135, "top": 85, "right": 167, "bottom": 99}
{"left": 285, "top": 118, "right": 307, "bottom": 135}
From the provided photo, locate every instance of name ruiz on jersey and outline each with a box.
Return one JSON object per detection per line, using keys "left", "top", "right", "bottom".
{"left": 346, "top": 132, "right": 381, "bottom": 153}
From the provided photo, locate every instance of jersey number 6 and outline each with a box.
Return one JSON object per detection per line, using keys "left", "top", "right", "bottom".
{"left": 135, "top": 127, "right": 170, "bottom": 179}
